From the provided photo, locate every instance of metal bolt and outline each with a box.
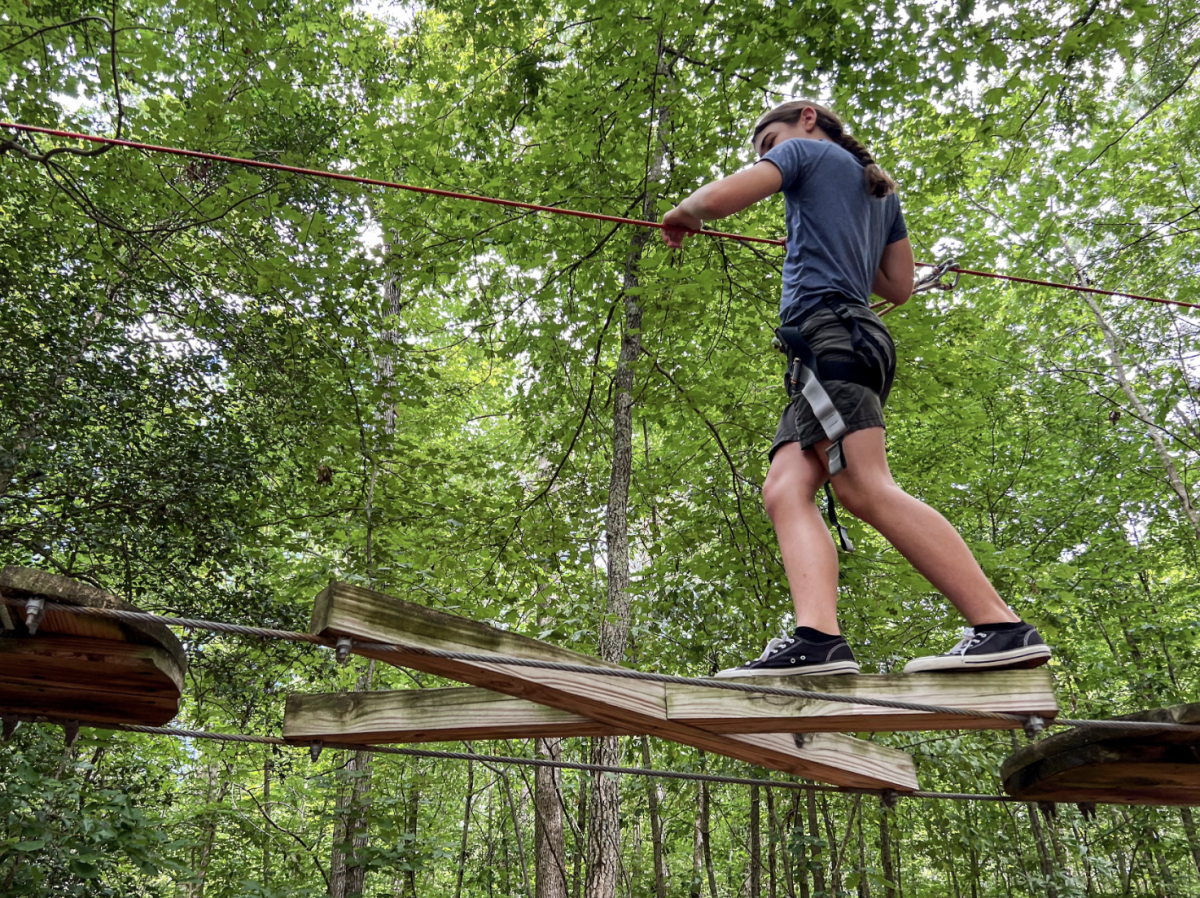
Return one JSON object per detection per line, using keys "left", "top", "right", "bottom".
{"left": 1023, "top": 715, "right": 1045, "bottom": 739}
{"left": 25, "top": 597, "right": 45, "bottom": 636}
{"left": 336, "top": 636, "right": 353, "bottom": 665}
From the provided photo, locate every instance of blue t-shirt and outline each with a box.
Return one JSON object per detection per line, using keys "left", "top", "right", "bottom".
{"left": 759, "top": 138, "right": 907, "bottom": 322}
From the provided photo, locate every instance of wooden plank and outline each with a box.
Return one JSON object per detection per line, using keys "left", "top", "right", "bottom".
{"left": 1002, "top": 703, "right": 1200, "bottom": 805}
{"left": 284, "top": 687, "right": 637, "bottom": 743}
{"left": 0, "top": 634, "right": 183, "bottom": 726}
{"left": 666, "top": 670, "right": 1058, "bottom": 733}
{"left": 308, "top": 583, "right": 918, "bottom": 791}
{"left": 0, "top": 566, "right": 187, "bottom": 680}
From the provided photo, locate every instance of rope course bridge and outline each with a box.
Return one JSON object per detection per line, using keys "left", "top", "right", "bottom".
{"left": 2, "top": 122, "right": 1194, "bottom": 312}
{"left": 4, "top": 570, "right": 1200, "bottom": 806}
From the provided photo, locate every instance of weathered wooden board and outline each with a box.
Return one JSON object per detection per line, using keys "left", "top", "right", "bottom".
{"left": 309, "top": 582, "right": 919, "bottom": 791}
{"left": 0, "top": 568, "right": 186, "bottom": 726}
{"left": 288, "top": 669, "right": 1058, "bottom": 745}
{"left": 284, "top": 687, "right": 637, "bottom": 743}
{"left": 666, "top": 669, "right": 1058, "bottom": 733}
{"left": 1002, "top": 703, "right": 1200, "bottom": 805}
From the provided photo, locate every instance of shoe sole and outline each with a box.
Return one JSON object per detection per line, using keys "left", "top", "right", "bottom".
{"left": 713, "top": 661, "right": 861, "bottom": 679}
{"left": 903, "top": 646, "right": 1051, "bottom": 674}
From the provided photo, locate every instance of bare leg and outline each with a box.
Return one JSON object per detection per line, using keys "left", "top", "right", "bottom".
{"left": 762, "top": 442, "right": 842, "bottom": 633}
{"left": 821, "top": 428, "right": 1018, "bottom": 626}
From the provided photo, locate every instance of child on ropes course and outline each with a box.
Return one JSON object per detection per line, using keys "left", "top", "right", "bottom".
{"left": 660, "top": 100, "right": 1051, "bottom": 677}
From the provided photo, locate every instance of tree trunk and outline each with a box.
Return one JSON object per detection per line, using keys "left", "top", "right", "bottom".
{"left": 573, "top": 775, "right": 587, "bottom": 898}
{"left": 807, "top": 789, "right": 826, "bottom": 898}
{"left": 1082, "top": 292, "right": 1200, "bottom": 538}
{"left": 590, "top": 44, "right": 670, "bottom": 898}
{"left": 879, "top": 800, "right": 895, "bottom": 898}
{"left": 858, "top": 811, "right": 871, "bottom": 898}
{"left": 263, "top": 753, "right": 272, "bottom": 890}
{"left": 187, "top": 761, "right": 230, "bottom": 898}
{"left": 535, "top": 739, "right": 569, "bottom": 898}
{"left": 455, "top": 758, "right": 475, "bottom": 898}
{"left": 766, "top": 788, "right": 778, "bottom": 898}
{"left": 330, "top": 663, "right": 376, "bottom": 898}
{"left": 1180, "top": 807, "right": 1200, "bottom": 881}
{"left": 748, "top": 784, "right": 762, "bottom": 898}
{"left": 639, "top": 737, "right": 668, "bottom": 898}
{"left": 1026, "top": 804, "right": 1057, "bottom": 898}
{"left": 702, "top": 776, "right": 719, "bottom": 898}
{"left": 820, "top": 795, "right": 842, "bottom": 897}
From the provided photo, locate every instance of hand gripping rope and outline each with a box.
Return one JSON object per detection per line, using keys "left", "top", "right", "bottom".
{"left": 1, "top": 122, "right": 1196, "bottom": 311}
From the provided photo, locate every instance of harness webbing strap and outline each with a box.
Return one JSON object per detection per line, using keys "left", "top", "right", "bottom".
{"left": 823, "top": 482, "right": 855, "bottom": 552}
{"left": 776, "top": 326, "right": 849, "bottom": 476}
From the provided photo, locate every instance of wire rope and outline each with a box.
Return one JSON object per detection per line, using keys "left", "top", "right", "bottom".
{"left": 7, "top": 597, "right": 1199, "bottom": 735}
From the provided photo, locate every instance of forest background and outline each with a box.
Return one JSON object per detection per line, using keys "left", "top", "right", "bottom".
{"left": 2, "top": 0, "right": 1200, "bottom": 895}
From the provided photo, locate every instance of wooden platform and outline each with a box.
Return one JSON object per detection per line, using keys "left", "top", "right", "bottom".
{"left": 305, "top": 583, "right": 918, "bottom": 790}
{"left": 0, "top": 567, "right": 187, "bottom": 726}
{"left": 1002, "top": 704, "right": 1200, "bottom": 805}
{"left": 295, "top": 583, "right": 1058, "bottom": 791}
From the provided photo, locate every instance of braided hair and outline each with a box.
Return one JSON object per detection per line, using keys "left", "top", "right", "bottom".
{"left": 752, "top": 101, "right": 896, "bottom": 198}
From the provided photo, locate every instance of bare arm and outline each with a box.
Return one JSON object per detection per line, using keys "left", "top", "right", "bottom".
{"left": 661, "top": 163, "right": 783, "bottom": 248}
{"left": 872, "top": 237, "right": 915, "bottom": 305}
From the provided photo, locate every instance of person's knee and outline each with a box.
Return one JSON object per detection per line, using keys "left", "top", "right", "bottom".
{"left": 763, "top": 454, "right": 822, "bottom": 520}
{"left": 830, "top": 474, "right": 890, "bottom": 523}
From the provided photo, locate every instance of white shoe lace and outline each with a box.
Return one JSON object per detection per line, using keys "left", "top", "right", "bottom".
{"left": 946, "top": 627, "right": 985, "bottom": 655}
{"left": 753, "top": 636, "right": 794, "bottom": 663}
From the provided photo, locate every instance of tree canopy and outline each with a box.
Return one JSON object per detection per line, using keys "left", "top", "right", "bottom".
{"left": 2, "top": 0, "right": 1200, "bottom": 894}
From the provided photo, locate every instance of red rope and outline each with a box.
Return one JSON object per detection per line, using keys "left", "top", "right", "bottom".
{"left": 0, "top": 122, "right": 781, "bottom": 245}
{"left": 914, "top": 262, "right": 1197, "bottom": 310}
{"left": 3, "top": 122, "right": 1194, "bottom": 310}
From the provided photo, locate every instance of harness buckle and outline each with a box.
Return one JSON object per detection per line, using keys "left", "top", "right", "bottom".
{"left": 826, "top": 439, "right": 847, "bottom": 477}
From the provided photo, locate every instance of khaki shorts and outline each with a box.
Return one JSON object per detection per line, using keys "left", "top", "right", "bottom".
{"left": 769, "top": 305, "right": 895, "bottom": 459}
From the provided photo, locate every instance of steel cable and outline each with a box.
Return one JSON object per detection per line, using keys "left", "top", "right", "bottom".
{"left": 7, "top": 597, "right": 1200, "bottom": 734}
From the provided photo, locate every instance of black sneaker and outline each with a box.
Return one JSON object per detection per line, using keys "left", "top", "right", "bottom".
{"left": 713, "top": 634, "right": 861, "bottom": 678}
{"left": 904, "top": 624, "right": 1051, "bottom": 673}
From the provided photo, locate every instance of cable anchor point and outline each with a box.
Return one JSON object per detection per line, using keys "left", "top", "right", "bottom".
{"left": 336, "top": 636, "right": 354, "bottom": 665}
{"left": 24, "top": 597, "right": 45, "bottom": 635}
{"left": 912, "top": 258, "right": 961, "bottom": 295}
{"left": 310, "top": 740, "right": 324, "bottom": 762}
{"left": 1023, "top": 714, "right": 1045, "bottom": 739}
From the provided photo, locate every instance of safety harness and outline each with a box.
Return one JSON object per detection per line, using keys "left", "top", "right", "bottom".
{"left": 773, "top": 295, "right": 896, "bottom": 552}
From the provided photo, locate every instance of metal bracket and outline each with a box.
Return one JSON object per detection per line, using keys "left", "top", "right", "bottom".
{"left": 912, "top": 258, "right": 961, "bottom": 296}
{"left": 310, "top": 740, "right": 324, "bottom": 762}
{"left": 1023, "top": 715, "right": 1045, "bottom": 739}
{"left": 879, "top": 789, "right": 899, "bottom": 810}
{"left": 335, "top": 636, "right": 353, "bottom": 665}
{"left": 24, "top": 596, "right": 45, "bottom": 635}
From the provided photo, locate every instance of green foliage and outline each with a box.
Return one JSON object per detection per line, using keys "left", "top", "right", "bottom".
{"left": 3, "top": 0, "right": 1200, "bottom": 894}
